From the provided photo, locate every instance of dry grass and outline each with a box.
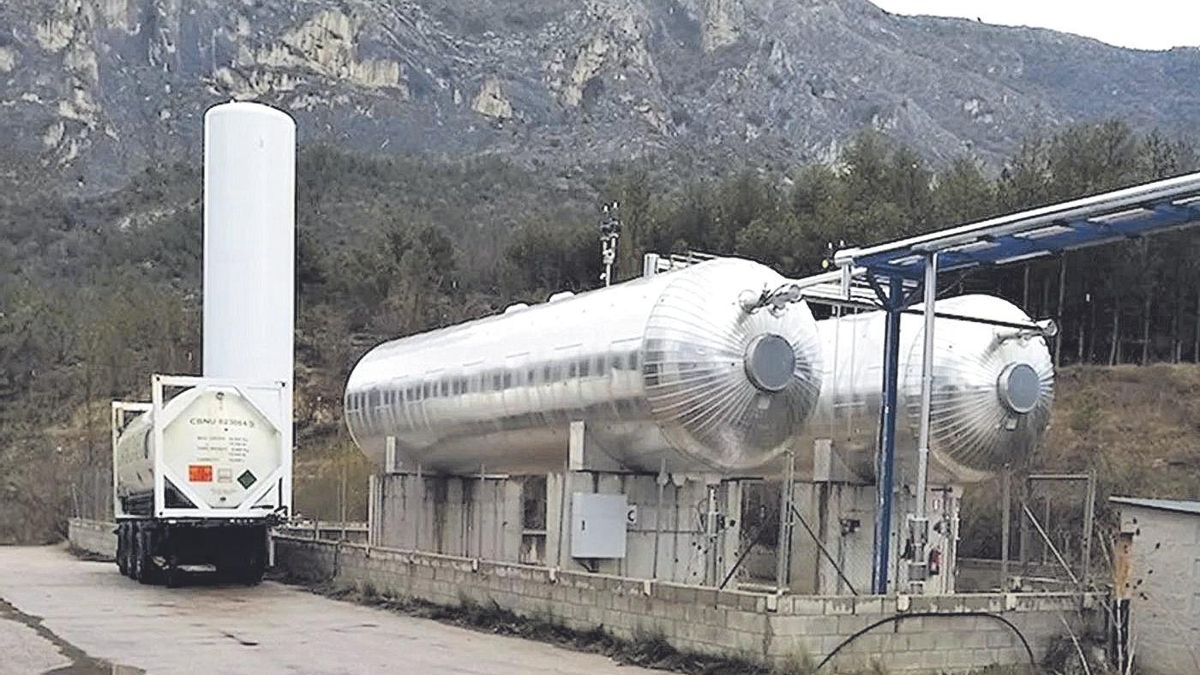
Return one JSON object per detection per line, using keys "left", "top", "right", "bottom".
{"left": 1045, "top": 364, "right": 1200, "bottom": 498}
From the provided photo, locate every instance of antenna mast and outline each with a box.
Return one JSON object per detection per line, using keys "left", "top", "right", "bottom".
{"left": 599, "top": 201, "right": 621, "bottom": 287}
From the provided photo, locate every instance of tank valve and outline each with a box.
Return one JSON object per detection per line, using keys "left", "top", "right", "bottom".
{"left": 739, "top": 283, "right": 803, "bottom": 314}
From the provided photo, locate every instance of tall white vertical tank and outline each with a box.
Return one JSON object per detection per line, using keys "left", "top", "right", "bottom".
{"left": 203, "top": 102, "right": 296, "bottom": 459}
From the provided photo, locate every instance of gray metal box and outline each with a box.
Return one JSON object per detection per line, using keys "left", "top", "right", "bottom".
{"left": 570, "top": 493, "right": 627, "bottom": 559}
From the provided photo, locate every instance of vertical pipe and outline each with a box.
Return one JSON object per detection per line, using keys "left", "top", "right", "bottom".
{"left": 1054, "top": 256, "right": 1066, "bottom": 368}
{"left": 871, "top": 276, "right": 904, "bottom": 595}
{"left": 1021, "top": 263, "right": 1030, "bottom": 312}
{"left": 555, "top": 469, "right": 568, "bottom": 568}
{"left": 367, "top": 473, "right": 378, "bottom": 547}
{"left": 477, "top": 465, "right": 486, "bottom": 559}
{"left": 1000, "top": 467, "right": 1011, "bottom": 589}
{"left": 1082, "top": 470, "right": 1096, "bottom": 589}
{"left": 912, "top": 253, "right": 938, "bottom": 585}
{"left": 1019, "top": 476, "right": 1030, "bottom": 575}
{"left": 415, "top": 463, "right": 423, "bottom": 550}
{"left": 652, "top": 459, "right": 665, "bottom": 580}
{"left": 705, "top": 484, "right": 719, "bottom": 586}
{"left": 775, "top": 450, "right": 796, "bottom": 591}
{"left": 1042, "top": 495, "right": 1052, "bottom": 565}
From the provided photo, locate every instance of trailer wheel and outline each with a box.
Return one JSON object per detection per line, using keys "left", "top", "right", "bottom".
{"left": 164, "top": 563, "right": 183, "bottom": 588}
{"left": 116, "top": 524, "right": 129, "bottom": 577}
{"left": 136, "top": 529, "right": 158, "bottom": 585}
{"left": 240, "top": 560, "right": 265, "bottom": 586}
{"left": 130, "top": 526, "right": 143, "bottom": 582}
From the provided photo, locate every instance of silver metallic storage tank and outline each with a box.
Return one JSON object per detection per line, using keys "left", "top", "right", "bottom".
{"left": 800, "top": 294, "right": 1054, "bottom": 484}
{"left": 345, "top": 258, "right": 823, "bottom": 475}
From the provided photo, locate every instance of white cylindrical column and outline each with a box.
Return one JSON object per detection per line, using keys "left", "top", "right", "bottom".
{"left": 203, "top": 101, "right": 295, "bottom": 506}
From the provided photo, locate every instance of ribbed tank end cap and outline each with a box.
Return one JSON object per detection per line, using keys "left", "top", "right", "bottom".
{"left": 744, "top": 334, "right": 796, "bottom": 393}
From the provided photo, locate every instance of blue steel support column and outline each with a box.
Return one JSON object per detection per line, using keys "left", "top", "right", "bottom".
{"left": 871, "top": 275, "right": 904, "bottom": 595}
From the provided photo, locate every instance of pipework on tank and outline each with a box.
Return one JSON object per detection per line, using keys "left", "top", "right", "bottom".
{"left": 738, "top": 282, "right": 804, "bottom": 314}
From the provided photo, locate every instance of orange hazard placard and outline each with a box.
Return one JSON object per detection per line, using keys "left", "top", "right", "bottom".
{"left": 188, "top": 465, "right": 213, "bottom": 482}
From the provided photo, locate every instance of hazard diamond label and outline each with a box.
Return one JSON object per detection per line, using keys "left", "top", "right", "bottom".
{"left": 237, "top": 469, "right": 257, "bottom": 489}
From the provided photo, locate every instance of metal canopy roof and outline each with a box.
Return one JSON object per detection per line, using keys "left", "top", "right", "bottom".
{"left": 1110, "top": 496, "right": 1200, "bottom": 516}
{"left": 833, "top": 172, "right": 1200, "bottom": 279}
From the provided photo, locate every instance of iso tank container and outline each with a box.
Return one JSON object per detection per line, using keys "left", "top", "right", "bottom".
{"left": 115, "top": 384, "right": 285, "bottom": 512}
{"left": 346, "top": 258, "right": 824, "bottom": 475}
{"left": 800, "top": 294, "right": 1054, "bottom": 484}
{"left": 112, "top": 376, "right": 290, "bottom": 585}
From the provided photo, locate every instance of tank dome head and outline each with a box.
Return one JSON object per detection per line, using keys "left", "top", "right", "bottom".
{"left": 643, "top": 259, "right": 822, "bottom": 473}
{"left": 904, "top": 295, "right": 1055, "bottom": 482}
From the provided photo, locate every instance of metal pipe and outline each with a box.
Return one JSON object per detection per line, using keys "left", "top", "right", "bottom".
{"left": 911, "top": 253, "right": 938, "bottom": 585}
{"left": 1019, "top": 477, "right": 1030, "bottom": 576}
{"left": 705, "top": 484, "right": 719, "bottom": 586}
{"left": 871, "top": 276, "right": 904, "bottom": 594}
{"left": 477, "top": 465, "right": 486, "bottom": 558}
{"left": 413, "top": 463, "right": 422, "bottom": 549}
{"left": 775, "top": 451, "right": 796, "bottom": 590}
{"left": 1054, "top": 256, "right": 1066, "bottom": 368}
{"left": 835, "top": 170, "right": 1200, "bottom": 265}
{"left": 1001, "top": 467, "right": 1012, "bottom": 588}
{"left": 652, "top": 459, "right": 665, "bottom": 580}
{"left": 1083, "top": 470, "right": 1096, "bottom": 589}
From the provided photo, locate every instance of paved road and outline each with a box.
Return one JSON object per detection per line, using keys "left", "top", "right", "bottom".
{"left": 0, "top": 546, "right": 657, "bottom": 675}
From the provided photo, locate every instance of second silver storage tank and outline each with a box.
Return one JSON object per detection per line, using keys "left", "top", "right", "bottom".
{"left": 801, "top": 294, "right": 1055, "bottom": 483}
{"left": 346, "top": 258, "right": 823, "bottom": 475}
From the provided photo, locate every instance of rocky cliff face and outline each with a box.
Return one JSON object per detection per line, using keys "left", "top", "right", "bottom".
{"left": 2, "top": 0, "right": 1198, "bottom": 189}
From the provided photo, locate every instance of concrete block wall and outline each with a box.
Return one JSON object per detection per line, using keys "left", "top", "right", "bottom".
{"left": 764, "top": 593, "right": 1093, "bottom": 673}
{"left": 67, "top": 518, "right": 117, "bottom": 559}
{"left": 273, "top": 535, "right": 1101, "bottom": 673}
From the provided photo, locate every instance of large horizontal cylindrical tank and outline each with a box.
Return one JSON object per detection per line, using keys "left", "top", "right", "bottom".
{"left": 345, "top": 258, "right": 823, "bottom": 475}
{"left": 116, "top": 387, "right": 284, "bottom": 511}
{"left": 799, "top": 294, "right": 1054, "bottom": 483}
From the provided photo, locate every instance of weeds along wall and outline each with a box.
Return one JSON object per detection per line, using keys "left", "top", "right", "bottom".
{"left": 273, "top": 535, "right": 1102, "bottom": 673}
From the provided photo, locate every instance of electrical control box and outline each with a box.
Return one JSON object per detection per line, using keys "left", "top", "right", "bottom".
{"left": 570, "top": 493, "right": 627, "bottom": 559}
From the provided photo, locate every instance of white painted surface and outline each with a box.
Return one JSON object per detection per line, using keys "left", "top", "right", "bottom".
{"left": 115, "top": 387, "right": 283, "bottom": 510}
{"left": 1119, "top": 504, "right": 1200, "bottom": 675}
{"left": 570, "top": 493, "right": 627, "bottom": 559}
{"left": 203, "top": 101, "right": 295, "bottom": 514}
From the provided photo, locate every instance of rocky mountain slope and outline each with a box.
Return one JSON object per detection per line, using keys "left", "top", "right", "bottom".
{"left": 2, "top": 0, "right": 1199, "bottom": 190}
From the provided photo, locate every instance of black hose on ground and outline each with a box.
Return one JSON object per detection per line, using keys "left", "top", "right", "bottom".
{"left": 814, "top": 610, "right": 1037, "bottom": 674}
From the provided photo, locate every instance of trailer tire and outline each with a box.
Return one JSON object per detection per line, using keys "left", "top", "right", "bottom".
{"left": 116, "top": 524, "right": 129, "bottom": 577}
{"left": 129, "top": 526, "right": 143, "bottom": 582}
{"left": 136, "top": 529, "right": 158, "bottom": 585}
{"left": 240, "top": 561, "right": 265, "bottom": 586}
{"left": 164, "top": 564, "right": 182, "bottom": 588}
